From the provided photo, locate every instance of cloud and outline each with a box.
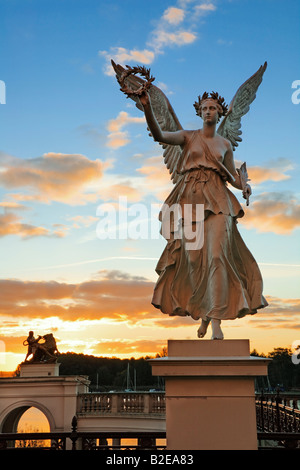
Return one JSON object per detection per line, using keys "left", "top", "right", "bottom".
{"left": 245, "top": 158, "right": 293, "bottom": 184}
{"left": 99, "top": 48, "right": 155, "bottom": 76}
{"left": 94, "top": 339, "right": 167, "bottom": 356}
{"left": 69, "top": 215, "right": 99, "bottom": 228}
{"left": 0, "top": 271, "right": 156, "bottom": 322}
{"left": 248, "top": 296, "right": 300, "bottom": 330}
{"left": 194, "top": 2, "right": 217, "bottom": 15}
{"left": 0, "top": 212, "right": 66, "bottom": 239}
{"left": 99, "top": 1, "right": 216, "bottom": 75}
{"left": 239, "top": 192, "right": 300, "bottom": 234}
{"left": 106, "top": 111, "right": 145, "bottom": 149}
{"left": 0, "top": 201, "right": 28, "bottom": 210}
{"left": 0, "top": 274, "right": 298, "bottom": 360}
{"left": 163, "top": 7, "right": 185, "bottom": 25}
{"left": 248, "top": 166, "right": 291, "bottom": 184}
{"left": 0, "top": 270, "right": 195, "bottom": 329}
{"left": 136, "top": 155, "right": 173, "bottom": 202}
{"left": 3, "top": 270, "right": 298, "bottom": 331}
{"left": 149, "top": 30, "right": 197, "bottom": 52}
{"left": 0, "top": 152, "right": 107, "bottom": 205}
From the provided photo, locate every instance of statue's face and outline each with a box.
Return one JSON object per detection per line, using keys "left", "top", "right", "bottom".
{"left": 200, "top": 99, "right": 220, "bottom": 124}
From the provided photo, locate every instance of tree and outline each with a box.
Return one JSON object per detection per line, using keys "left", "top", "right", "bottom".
{"left": 267, "top": 347, "right": 298, "bottom": 390}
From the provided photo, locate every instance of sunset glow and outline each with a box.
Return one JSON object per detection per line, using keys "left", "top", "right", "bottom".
{"left": 1, "top": 0, "right": 299, "bottom": 372}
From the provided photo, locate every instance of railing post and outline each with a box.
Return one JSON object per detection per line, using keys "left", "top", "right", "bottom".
{"left": 275, "top": 389, "right": 281, "bottom": 432}
{"left": 111, "top": 393, "right": 118, "bottom": 413}
{"left": 260, "top": 389, "right": 265, "bottom": 431}
{"left": 144, "top": 394, "right": 150, "bottom": 413}
{"left": 70, "top": 416, "right": 78, "bottom": 450}
{"left": 112, "top": 438, "right": 121, "bottom": 448}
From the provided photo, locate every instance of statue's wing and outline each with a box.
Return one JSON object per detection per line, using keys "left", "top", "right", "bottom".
{"left": 111, "top": 60, "right": 184, "bottom": 184}
{"left": 217, "top": 62, "right": 267, "bottom": 150}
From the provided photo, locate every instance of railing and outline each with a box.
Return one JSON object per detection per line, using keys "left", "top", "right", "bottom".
{"left": 0, "top": 417, "right": 166, "bottom": 450}
{"left": 0, "top": 432, "right": 68, "bottom": 450}
{"left": 2, "top": 391, "right": 300, "bottom": 450}
{"left": 256, "top": 390, "right": 300, "bottom": 449}
{"left": 77, "top": 392, "right": 166, "bottom": 415}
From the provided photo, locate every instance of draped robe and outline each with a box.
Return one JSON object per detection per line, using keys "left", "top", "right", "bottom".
{"left": 151, "top": 130, "right": 268, "bottom": 321}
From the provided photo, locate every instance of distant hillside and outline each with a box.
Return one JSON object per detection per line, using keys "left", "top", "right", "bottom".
{"left": 57, "top": 352, "right": 164, "bottom": 391}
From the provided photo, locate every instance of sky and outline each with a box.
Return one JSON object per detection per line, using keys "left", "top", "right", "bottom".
{"left": 0, "top": 0, "right": 299, "bottom": 372}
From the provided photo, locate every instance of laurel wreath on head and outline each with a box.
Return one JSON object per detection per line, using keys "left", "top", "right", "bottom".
{"left": 118, "top": 65, "right": 155, "bottom": 97}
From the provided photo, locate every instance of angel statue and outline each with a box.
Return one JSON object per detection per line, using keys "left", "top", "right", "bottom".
{"left": 111, "top": 61, "right": 268, "bottom": 340}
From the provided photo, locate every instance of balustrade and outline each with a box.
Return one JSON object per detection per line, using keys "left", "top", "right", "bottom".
{"left": 256, "top": 391, "right": 300, "bottom": 449}
{"left": 78, "top": 392, "right": 165, "bottom": 415}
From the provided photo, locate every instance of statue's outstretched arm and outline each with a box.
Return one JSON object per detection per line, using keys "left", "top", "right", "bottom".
{"left": 140, "top": 92, "right": 186, "bottom": 147}
{"left": 112, "top": 62, "right": 185, "bottom": 184}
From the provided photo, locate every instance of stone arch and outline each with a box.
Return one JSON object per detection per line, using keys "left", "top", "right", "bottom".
{"left": 0, "top": 401, "right": 55, "bottom": 433}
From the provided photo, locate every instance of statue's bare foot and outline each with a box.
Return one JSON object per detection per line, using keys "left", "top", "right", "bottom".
{"left": 197, "top": 318, "right": 210, "bottom": 338}
{"left": 211, "top": 319, "right": 224, "bottom": 340}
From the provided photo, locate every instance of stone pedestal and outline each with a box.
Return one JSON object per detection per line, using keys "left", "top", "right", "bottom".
{"left": 20, "top": 362, "right": 60, "bottom": 377}
{"left": 149, "top": 339, "right": 271, "bottom": 450}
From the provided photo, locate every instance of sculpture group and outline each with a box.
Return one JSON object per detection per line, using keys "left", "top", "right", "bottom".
{"left": 23, "top": 331, "right": 60, "bottom": 363}
{"left": 112, "top": 60, "right": 268, "bottom": 340}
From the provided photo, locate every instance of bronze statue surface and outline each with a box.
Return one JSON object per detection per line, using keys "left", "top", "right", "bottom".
{"left": 112, "top": 61, "right": 268, "bottom": 340}
{"left": 23, "top": 331, "right": 60, "bottom": 363}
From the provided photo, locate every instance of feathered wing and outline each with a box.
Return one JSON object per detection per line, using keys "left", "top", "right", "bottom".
{"left": 111, "top": 60, "right": 184, "bottom": 184}
{"left": 217, "top": 62, "right": 267, "bottom": 150}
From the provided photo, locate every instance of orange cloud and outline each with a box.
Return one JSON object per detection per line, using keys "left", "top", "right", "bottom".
{"left": 0, "top": 152, "right": 105, "bottom": 204}
{"left": 69, "top": 215, "right": 99, "bottom": 228}
{"left": 0, "top": 201, "right": 28, "bottom": 210}
{"left": 99, "top": 48, "right": 155, "bottom": 76}
{"left": 248, "top": 166, "right": 291, "bottom": 184}
{"left": 106, "top": 111, "right": 145, "bottom": 149}
{"left": 150, "top": 30, "right": 196, "bottom": 50}
{"left": 247, "top": 296, "right": 300, "bottom": 330}
{"left": 239, "top": 192, "right": 300, "bottom": 234}
{"left": 99, "top": 1, "right": 208, "bottom": 75}
{"left": 0, "top": 271, "right": 155, "bottom": 322}
{"left": 94, "top": 339, "right": 167, "bottom": 356}
{"left": 246, "top": 157, "right": 293, "bottom": 185}
{"left": 163, "top": 7, "right": 185, "bottom": 25}
{"left": 0, "top": 274, "right": 298, "bottom": 365}
{"left": 137, "top": 156, "right": 173, "bottom": 202}
{"left": 0, "top": 212, "right": 66, "bottom": 239}
{"left": 1, "top": 271, "right": 299, "bottom": 330}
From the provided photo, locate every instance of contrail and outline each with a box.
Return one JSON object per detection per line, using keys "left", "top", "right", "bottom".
{"left": 259, "top": 263, "right": 300, "bottom": 268}
{"left": 29, "top": 256, "right": 159, "bottom": 270}
{"left": 27, "top": 258, "right": 300, "bottom": 271}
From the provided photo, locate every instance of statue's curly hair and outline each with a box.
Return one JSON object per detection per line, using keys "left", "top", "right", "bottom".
{"left": 194, "top": 92, "right": 228, "bottom": 120}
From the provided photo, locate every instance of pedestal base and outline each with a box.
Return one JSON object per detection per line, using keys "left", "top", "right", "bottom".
{"left": 150, "top": 339, "right": 271, "bottom": 450}
{"left": 20, "top": 362, "right": 60, "bottom": 377}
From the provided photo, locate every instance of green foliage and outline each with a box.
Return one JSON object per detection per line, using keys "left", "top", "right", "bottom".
{"left": 58, "top": 352, "right": 162, "bottom": 391}
{"left": 50, "top": 346, "right": 300, "bottom": 392}
{"left": 251, "top": 347, "right": 300, "bottom": 390}
{"left": 267, "top": 347, "right": 300, "bottom": 390}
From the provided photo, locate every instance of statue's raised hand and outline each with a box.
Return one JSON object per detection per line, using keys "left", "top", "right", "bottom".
{"left": 139, "top": 90, "right": 150, "bottom": 108}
